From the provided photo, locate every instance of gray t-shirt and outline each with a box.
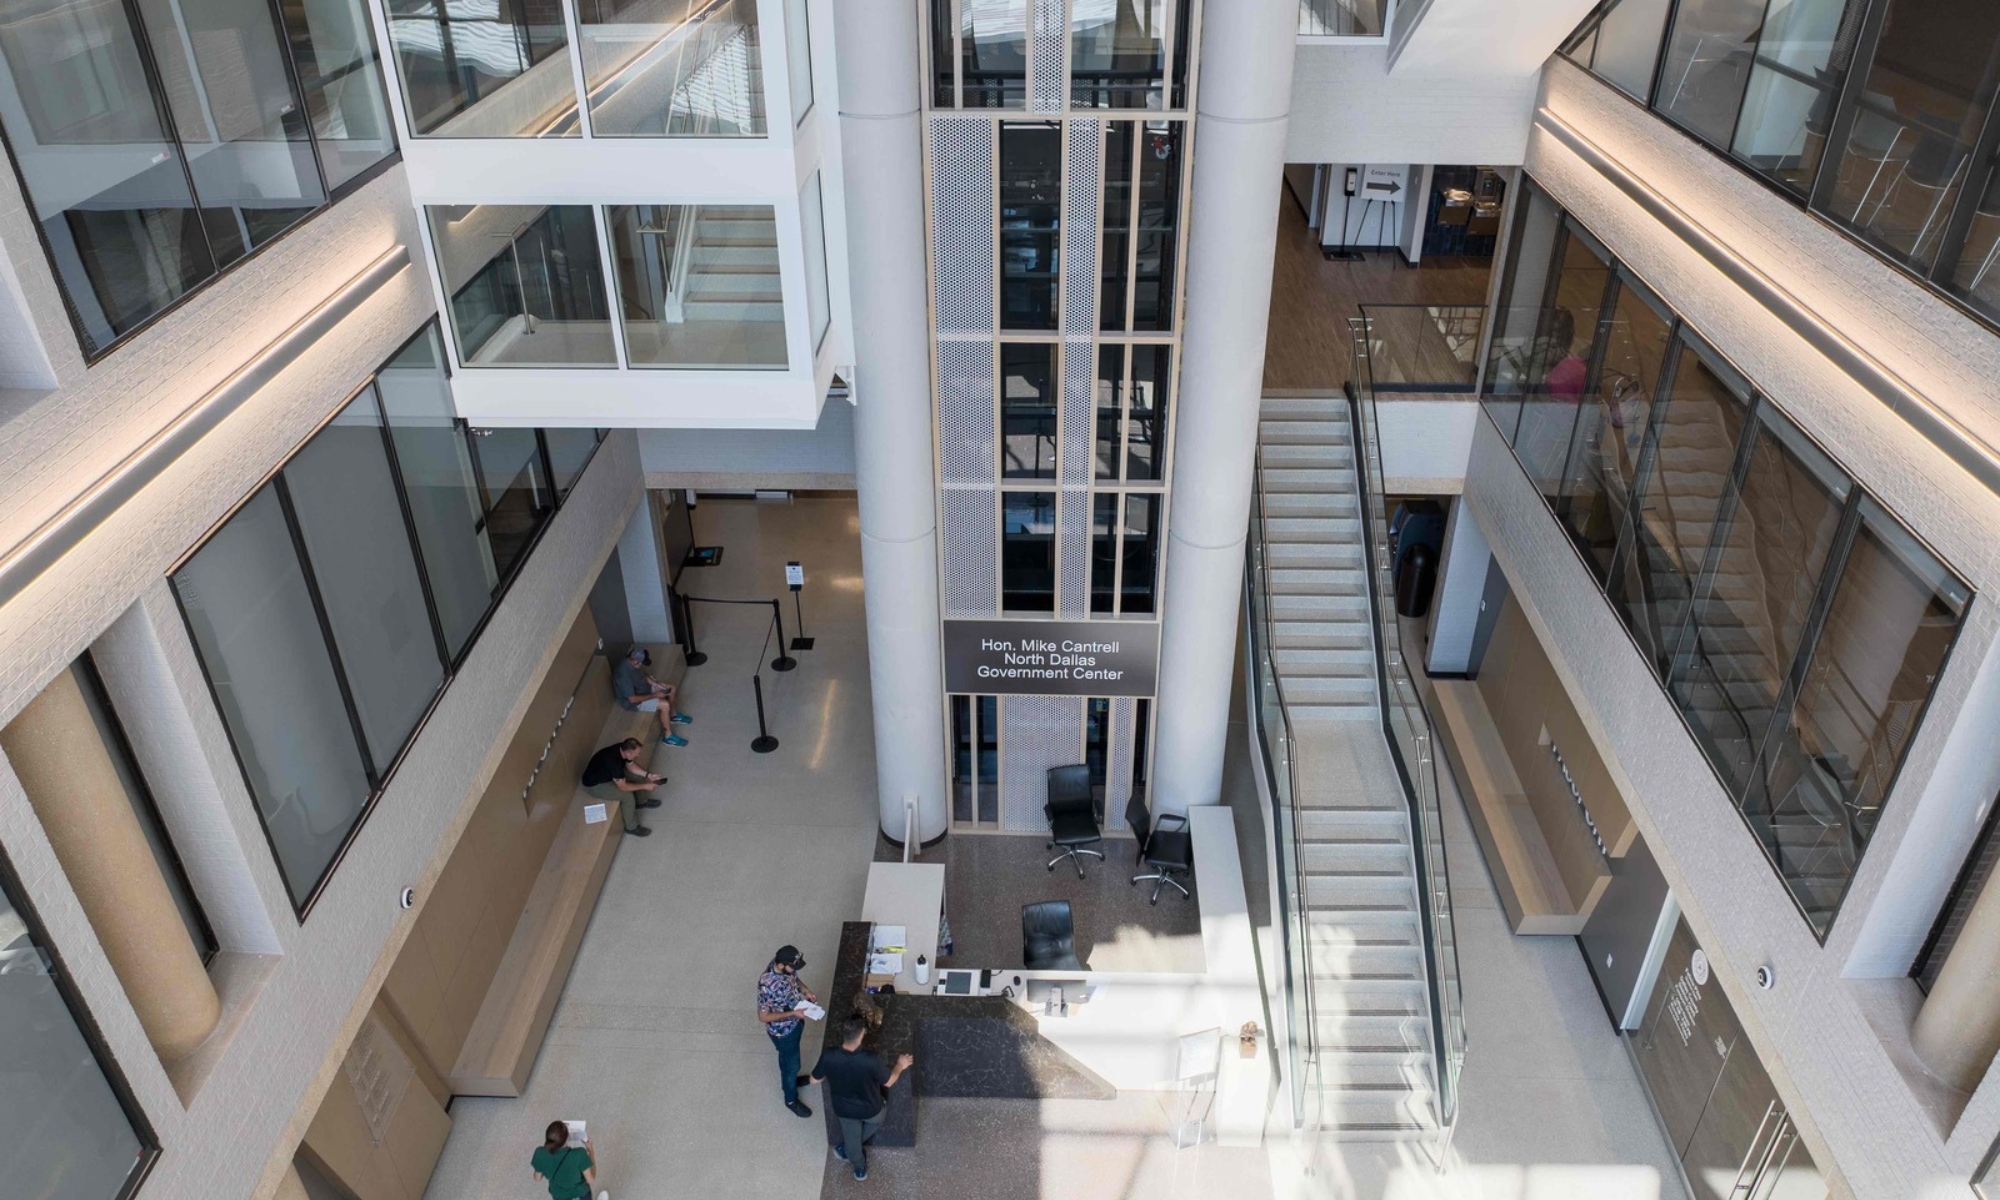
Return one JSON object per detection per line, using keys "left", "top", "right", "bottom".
{"left": 612, "top": 659, "right": 648, "bottom": 710}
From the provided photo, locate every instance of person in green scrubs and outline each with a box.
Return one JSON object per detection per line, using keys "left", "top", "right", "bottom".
{"left": 530, "top": 1121, "right": 596, "bottom": 1200}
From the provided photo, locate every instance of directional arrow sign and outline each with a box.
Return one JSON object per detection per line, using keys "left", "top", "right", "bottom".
{"left": 1362, "top": 164, "right": 1406, "bottom": 196}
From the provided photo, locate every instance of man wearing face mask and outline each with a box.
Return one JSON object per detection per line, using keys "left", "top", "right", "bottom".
{"left": 756, "top": 945, "right": 819, "bottom": 1118}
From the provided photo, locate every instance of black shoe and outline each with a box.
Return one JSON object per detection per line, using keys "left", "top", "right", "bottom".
{"left": 833, "top": 1144, "right": 847, "bottom": 1162}
{"left": 637, "top": 798, "right": 663, "bottom": 809}
{"left": 626, "top": 826, "right": 652, "bottom": 837}
{"left": 787, "top": 1099, "right": 813, "bottom": 1118}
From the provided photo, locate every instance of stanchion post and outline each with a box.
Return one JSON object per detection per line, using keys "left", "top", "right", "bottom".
{"left": 681, "top": 590, "right": 708, "bottom": 666}
{"left": 751, "top": 673, "right": 779, "bottom": 753}
{"left": 769, "top": 600, "right": 798, "bottom": 672}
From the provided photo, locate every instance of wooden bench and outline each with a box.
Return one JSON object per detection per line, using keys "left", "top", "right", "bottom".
{"left": 447, "top": 644, "right": 684, "bottom": 1096}
{"left": 1432, "top": 679, "right": 1607, "bottom": 935}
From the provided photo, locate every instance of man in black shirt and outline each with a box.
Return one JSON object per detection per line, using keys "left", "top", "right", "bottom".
{"left": 809, "top": 1016, "right": 911, "bottom": 1182}
{"left": 580, "top": 738, "right": 661, "bottom": 837}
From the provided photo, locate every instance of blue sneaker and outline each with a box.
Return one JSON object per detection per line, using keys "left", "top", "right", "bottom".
{"left": 853, "top": 1164, "right": 867, "bottom": 1182}
{"left": 665, "top": 733, "right": 688, "bottom": 748}
{"left": 832, "top": 1144, "right": 847, "bottom": 1162}
{"left": 671, "top": 711, "right": 693, "bottom": 725}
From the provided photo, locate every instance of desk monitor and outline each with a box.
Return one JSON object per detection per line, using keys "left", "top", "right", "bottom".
{"left": 1024, "top": 978, "right": 1089, "bottom": 1011}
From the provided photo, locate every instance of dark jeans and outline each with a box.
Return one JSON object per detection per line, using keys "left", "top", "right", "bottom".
{"left": 772, "top": 1023, "right": 803, "bottom": 1104}
{"left": 837, "top": 1105, "right": 888, "bottom": 1172}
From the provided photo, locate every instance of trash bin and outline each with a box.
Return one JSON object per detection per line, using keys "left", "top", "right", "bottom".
{"left": 1395, "top": 543, "right": 1438, "bottom": 618}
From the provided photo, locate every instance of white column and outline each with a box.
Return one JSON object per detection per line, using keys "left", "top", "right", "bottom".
{"left": 617, "top": 493, "right": 673, "bottom": 645}
{"left": 1151, "top": 1, "right": 1300, "bottom": 814}
{"left": 1426, "top": 499, "right": 1492, "bottom": 675}
{"left": 836, "top": 0, "right": 949, "bottom": 841}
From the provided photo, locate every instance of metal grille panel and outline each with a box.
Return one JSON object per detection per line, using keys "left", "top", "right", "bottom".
{"left": 930, "top": 118, "right": 995, "bottom": 336}
{"left": 1058, "top": 487, "right": 1088, "bottom": 616}
{"left": 941, "top": 487, "right": 997, "bottom": 616}
{"left": 1106, "top": 696, "right": 1136, "bottom": 813}
{"left": 938, "top": 340, "right": 995, "bottom": 486}
{"left": 1001, "top": 695, "right": 1082, "bottom": 830}
{"left": 1061, "top": 120, "right": 1101, "bottom": 345}
{"left": 1030, "top": 0, "right": 1065, "bottom": 112}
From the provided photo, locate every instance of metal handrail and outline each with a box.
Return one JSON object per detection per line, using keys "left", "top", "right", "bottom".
{"left": 1348, "top": 310, "right": 1470, "bottom": 1163}
{"left": 1247, "top": 445, "right": 1322, "bottom": 1126}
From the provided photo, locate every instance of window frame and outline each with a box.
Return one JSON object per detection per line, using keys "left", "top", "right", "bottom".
{"left": 168, "top": 320, "right": 601, "bottom": 917}
{"left": 0, "top": 839, "right": 162, "bottom": 1200}
{"left": 0, "top": 0, "right": 401, "bottom": 364}
{"left": 1480, "top": 180, "right": 1975, "bottom": 941}
{"left": 1559, "top": 0, "right": 2000, "bottom": 337}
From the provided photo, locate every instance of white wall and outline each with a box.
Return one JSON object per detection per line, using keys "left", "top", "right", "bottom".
{"left": 1377, "top": 396, "right": 1476, "bottom": 493}
{"left": 639, "top": 396, "right": 856, "bottom": 487}
{"left": 1287, "top": 45, "right": 1538, "bottom": 167}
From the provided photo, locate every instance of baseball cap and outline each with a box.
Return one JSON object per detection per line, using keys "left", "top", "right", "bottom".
{"left": 773, "top": 945, "right": 805, "bottom": 969}
{"left": 627, "top": 645, "right": 650, "bottom": 664}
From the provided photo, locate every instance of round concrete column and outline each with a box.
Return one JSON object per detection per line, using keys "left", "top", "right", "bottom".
{"left": 0, "top": 668, "right": 220, "bottom": 1061}
{"left": 1150, "top": 1, "right": 1300, "bottom": 814}
{"left": 836, "top": 0, "right": 949, "bottom": 842}
{"left": 1913, "top": 864, "right": 2000, "bottom": 1090}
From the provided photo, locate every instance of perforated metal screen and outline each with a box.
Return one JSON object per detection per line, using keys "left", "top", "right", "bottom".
{"left": 930, "top": 118, "right": 995, "bottom": 337}
{"left": 1001, "top": 695, "right": 1083, "bottom": 831}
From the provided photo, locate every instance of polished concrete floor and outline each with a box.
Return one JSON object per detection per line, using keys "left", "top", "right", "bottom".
{"left": 1264, "top": 180, "right": 1494, "bottom": 394}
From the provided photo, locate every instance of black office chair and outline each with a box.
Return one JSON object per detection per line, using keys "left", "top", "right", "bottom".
{"left": 1022, "top": 900, "right": 1083, "bottom": 971}
{"left": 1126, "top": 794, "right": 1193, "bottom": 904}
{"left": 1044, "top": 764, "right": 1104, "bottom": 877}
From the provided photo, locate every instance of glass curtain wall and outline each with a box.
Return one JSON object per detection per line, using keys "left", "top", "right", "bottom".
{"left": 173, "top": 322, "right": 602, "bottom": 911}
{"left": 430, "top": 205, "right": 616, "bottom": 367}
{"left": 1071, "top": 0, "right": 1166, "bottom": 109}
{"left": 384, "top": 0, "right": 574, "bottom": 136}
{"left": 1482, "top": 178, "right": 1971, "bottom": 935}
{"left": 1563, "top": 0, "right": 2000, "bottom": 326}
{"left": 0, "top": 0, "right": 395, "bottom": 358}
{"left": 0, "top": 849, "right": 155, "bottom": 1200}
{"left": 800, "top": 175, "right": 831, "bottom": 352}
{"left": 1002, "top": 491, "right": 1056, "bottom": 611}
{"left": 933, "top": 0, "right": 1191, "bottom": 107}
{"left": 1001, "top": 342, "right": 1057, "bottom": 479}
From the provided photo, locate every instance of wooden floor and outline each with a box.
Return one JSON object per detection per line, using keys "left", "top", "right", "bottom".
{"left": 1262, "top": 179, "right": 1495, "bottom": 393}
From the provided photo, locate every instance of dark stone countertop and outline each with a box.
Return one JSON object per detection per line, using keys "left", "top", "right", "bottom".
{"left": 815, "top": 921, "right": 1113, "bottom": 1147}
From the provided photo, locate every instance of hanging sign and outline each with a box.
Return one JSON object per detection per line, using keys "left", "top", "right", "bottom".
{"left": 943, "top": 619, "right": 1159, "bottom": 697}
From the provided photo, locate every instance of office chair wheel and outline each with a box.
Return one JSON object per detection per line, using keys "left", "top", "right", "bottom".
{"left": 1048, "top": 862, "right": 1057, "bottom": 872}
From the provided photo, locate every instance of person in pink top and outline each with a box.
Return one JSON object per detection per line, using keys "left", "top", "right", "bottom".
{"left": 1542, "top": 308, "right": 1587, "bottom": 400}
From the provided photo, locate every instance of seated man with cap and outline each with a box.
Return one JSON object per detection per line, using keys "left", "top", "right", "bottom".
{"left": 612, "top": 645, "right": 691, "bottom": 747}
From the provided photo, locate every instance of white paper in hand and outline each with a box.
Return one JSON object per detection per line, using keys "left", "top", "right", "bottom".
{"left": 563, "top": 1120, "right": 587, "bottom": 1147}
{"left": 800, "top": 1002, "right": 826, "bottom": 1021}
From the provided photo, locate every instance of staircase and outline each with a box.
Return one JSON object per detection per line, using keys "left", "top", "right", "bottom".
{"left": 1259, "top": 399, "right": 1374, "bottom": 720}
{"left": 1259, "top": 396, "right": 1437, "bottom": 1138}
{"left": 683, "top": 208, "right": 784, "bottom": 325}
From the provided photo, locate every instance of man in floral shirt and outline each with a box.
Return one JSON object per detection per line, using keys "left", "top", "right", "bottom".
{"left": 757, "top": 944, "right": 818, "bottom": 1117}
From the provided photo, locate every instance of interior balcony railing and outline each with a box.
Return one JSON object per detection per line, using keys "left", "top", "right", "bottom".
{"left": 1299, "top": 0, "right": 1390, "bottom": 37}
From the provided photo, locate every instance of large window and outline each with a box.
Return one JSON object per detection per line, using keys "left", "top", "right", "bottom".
{"left": 1563, "top": 0, "right": 2000, "bottom": 329}
{"left": 605, "top": 203, "right": 789, "bottom": 369}
{"left": 1002, "top": 491, "right": 1056, "bottom": 611}
{"left": 430, "top": 205, "right": 616, "bottom": 368}
{"left": 172, "top": 323, "right": 602, "bottom": 911}
{"left": 1484, "top": 178, "right": 1971, "bottom": 936}
{"left": 384, "top": 0, "right": 766, "bottom": 137}
{"left": 931, "top": 0, "right": 1192, "bottom": 109}
{"left": 0, "top": 0, "right": 395, "bottom": 358}
{"left": 1000, "top": 342, "right": 1056, "bottom": 479}
{"left": 0, "top": 847, "right": 156, "bottom": 1200}
{"left": 1000, "top": 121, "right": 1061, "bottom": 330}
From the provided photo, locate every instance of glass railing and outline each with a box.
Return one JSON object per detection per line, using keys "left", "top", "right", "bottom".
{"left": 1347, "top": 309, "right": 1474, "bottom": 1154}
{"left": 1245, "top": 448, "right": 1321, "bottom": 1129}
{"left": 1299, "top": 0, "right": 1389, "bottom": 37}
{"left": 1352, "top": 304, "right": 1484, "bottom": 392}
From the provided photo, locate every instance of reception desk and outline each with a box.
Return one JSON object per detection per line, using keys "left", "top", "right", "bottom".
{"left": 815, "top": 811, "right": 1272, "bottom": 1148}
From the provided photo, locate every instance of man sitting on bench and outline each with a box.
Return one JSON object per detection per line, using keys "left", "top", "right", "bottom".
{"left": 614, "top": 646, "right": 692, "bottom": 747}
{"left": 581, "top": 737, "right": 661, "bottom": 838}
